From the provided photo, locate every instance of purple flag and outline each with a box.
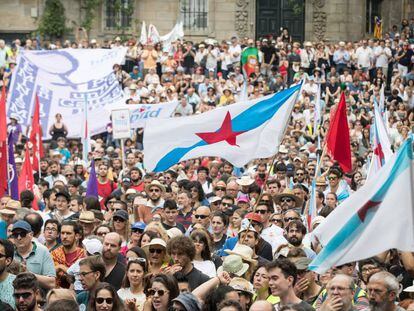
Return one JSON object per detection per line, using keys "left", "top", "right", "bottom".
{"left": 86, "top": 159, "right": 98, "bottom": 198}
{"left": 8, "top": 136, "right": 19, "bottom": 200}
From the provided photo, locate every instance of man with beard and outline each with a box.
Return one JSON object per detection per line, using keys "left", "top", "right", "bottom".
{"left": 102, "top": 232, "right": 125, "bottom": 290}
{"left": 284, "top": 220, "right": 316, "bottom": 259}
{"left": 44, "top": 160, "right": 67, "bottom": 188}
{"left": 40, "top": 189, "right": 57, "bottom": 222}
{"left": 320, "top": 274, "right": 357, "bottom": 311}
{"left": 0, "top": 239, "right": 16, "bottom": 309}
{"left": 13, "top": 272, "right": 41, "bottom": 311}
{"left": 51, "top": 220, "right": 85, "bottom": 286}
{"left": 129, "top": 167, "right": 144, "bottom": 192}
{"left": 145, "top": 180, "right": 165, "bottom": 211}
{"left": 367, "top": 271, "right": 404, "bottom": 311}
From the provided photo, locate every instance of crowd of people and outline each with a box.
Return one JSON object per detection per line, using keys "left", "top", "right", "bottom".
{"left": 0, "top": 17, "right": 413, "bottom": 311}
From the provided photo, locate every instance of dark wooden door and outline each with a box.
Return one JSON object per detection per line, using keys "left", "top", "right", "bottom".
{"left": 256, "top": 0, "right": 305, "bottom": 42}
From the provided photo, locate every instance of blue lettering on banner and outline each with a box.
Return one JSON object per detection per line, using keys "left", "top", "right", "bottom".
{"left": 8, "top": 55, "right": 38, "bottom": 125}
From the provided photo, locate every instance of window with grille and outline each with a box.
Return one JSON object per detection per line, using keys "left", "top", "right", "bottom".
{"left": 180, "top": 0, "right": 208, "bottom": 30}
{"left": 106, "top": 0, "right": 133, "bottom": 29}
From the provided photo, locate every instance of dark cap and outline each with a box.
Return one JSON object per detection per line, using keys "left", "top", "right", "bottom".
{"left": 12, "top": 220, "right": 32, "bottom": 232}
{"left": 172, "top": 293, "right": 201, "bottom": 311}
{"left": 55, "top": 190, "right": 70, "bottom": 201}
{"left": 122, "top": 177, "right": 131, "bottom": 184}
{"left": 113, "top": 209, "right": 129, "bottom": 220}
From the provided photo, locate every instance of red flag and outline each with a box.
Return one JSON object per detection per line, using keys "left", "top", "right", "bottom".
{"left": 0, "top": 87, "right": 8, "bottom": 195}
{"left": 18, "top": 146, "right": 38, "bottom": 210}
{"left": 325, "top": 92, "right": 352, "bottom": 172}
{"left": 29, "top": 95, "right": 44, "bottom": 171}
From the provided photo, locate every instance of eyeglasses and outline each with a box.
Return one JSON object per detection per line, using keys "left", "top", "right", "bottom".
{"left": 107, "top": 200, "right": 116, "bottom": 205}
{"left": 13, "top": 292, "right": 33, "bottom": 299}
{"left": 194, "top": 214, "right": 208, "bottom": 219}
{"left": 283, "top": 217, "right": 299, "bottom": 222}
{"left": 147, "top": 289, "right": 169, "bottom": 297}
{"left": 11, "top": 231, "right": 28, "bottom": 239}
{"left": 131, "top": 228, "right": 144, "bottom": 233}
{"left": 97, "top": 231, "right": 109, "bottom": 237}
{"left": 76, "top": 270, "right": 96, "bottom": 277}
{"left": 215, "top": 187, "right": 226, "bottom": 191}
{"left": 256, "top": 210, "right": 267, "bottom": 214}
{"left": 113, "top": 217, "right": 126, "bottom": 223}
{"left": 280, "top": 198, "right": 293, "bottom": 203}
{"left": 96, "top": 297, "right": 114, "bottom": 304}
{"left": 128, "top": 257, "right": 146, "bottom": 263}
{"left": 44, "top": 227, "right": 58, "bottom": 232}
{"left": 149, "top": 248, "right": 163, "bottom": 254}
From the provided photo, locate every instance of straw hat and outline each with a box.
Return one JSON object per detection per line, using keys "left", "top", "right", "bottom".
{"left": 217, "top": 255, "right": 250, "bottom": 276}
{"left": 145, "top": 180, "right": 166, "bottom": 194}
{"left": 229, "top": 278, "right": 255, "bottom": 295}
{"left": 236, "top": 175, "right": 255, "bottom": 186}
{"left": 225, "top": 244, "right": 257, "bottom": 264}
{"left": 273, "top": 188, "right": 303, "bottom": 207}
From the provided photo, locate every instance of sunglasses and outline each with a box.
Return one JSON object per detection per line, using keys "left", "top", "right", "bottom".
{"left": 13, "top": 292, "right": 33, "bottom": 299}
{"left": 272, "top": 218, "right": 283, "bottom": 223}
{"left": 96, "top": 297, "right": 114, "bottom": 304}
{"left": 256, "top": 210, "right": 267, "bottom": 214}
{"left": 222, "top": 202, "right": 232, "bottom": 207}
{"left": 328, "top": 176, "right": 338, "bottom": 180}
{"left": 194, "top": 214, "right": 208, "bottom": 219}
{"left": 280, "top": 198, "right": 293, "bottom": 203}
{"left": 149, "top": 188, "right": 160, "bottom": 193}
{"left": 215, "top": 187, "right": 226, "bottom": 191}
{"left": 113, "top": 217, "right": 126, "bottom": 222}
{"left": 149, "top": 248, "right": 163, "bottom": 254}
{"left": 131, "top": 228, "right": 144, "bottom": 233}
{"left": 147, "top": 289, "right": 168, "bottom": 297}
{"left": 11, "top": 231, "right": 28, "bottom": 239}
{"left": 128, "top": 257, "right": 146, "bottom": 263}
{"left": 284, "top": 217, "right": 299, "bottom": 222}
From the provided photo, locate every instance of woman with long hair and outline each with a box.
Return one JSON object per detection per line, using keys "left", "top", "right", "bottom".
{"left": 88, "top": 282, "right": 125, "bottom": 311}
{"left": 142, "top": 238, "right": 168, "bottom": 275}
{"left": 144, "top": 274, "right": 179, "bottom": 311}
{"left": 190, "top": 229, "right": 216, "bottom": 278}
{"left": 251, "top": 265, "right": 279, "bottom": 304}
{"left": 185, "top": 181, "right": 209, "bottom": 208}
{"left": 111, "top": 211, "right": 130, "bottom": 247}
{"left": 118, "top": 258, "right": 148, "bottom": 311}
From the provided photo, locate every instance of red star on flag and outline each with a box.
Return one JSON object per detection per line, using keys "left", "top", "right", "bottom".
{"left": 196, "top": 111, "right": 246, "bottom": 146}
{"left": 139, "top": 107, "right": 146, "bottom": 113}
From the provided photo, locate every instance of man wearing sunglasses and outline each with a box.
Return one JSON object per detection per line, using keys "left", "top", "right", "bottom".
{"left": 12, "top": 272, "right": 41, "bottom": 311}
{"left": 145, "top": 180, "right": 166, "bottom": 212}
{"left": 12, "top": 220, "right": 56, "bottom": 289}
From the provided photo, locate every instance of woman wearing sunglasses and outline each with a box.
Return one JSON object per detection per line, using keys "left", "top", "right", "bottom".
{"left": 142, "top": 238, "right": 169, "bottom": 275}
{"left": 88, "top": 282, "right": 124, "bottom": 311}
{"left": 111, "top": 210, "right": 130, "bottom": 248}
{"left": 118, "top": 258, "right": 148, "bottom": 311}
{"left": 145, "top": 274, "right": 179, "bottom": 311}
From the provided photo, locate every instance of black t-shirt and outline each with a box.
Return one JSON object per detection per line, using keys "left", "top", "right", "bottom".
{"left": 105, "top": 261, "right": 126, "bottom": 291}
{"left": 261, "top": 46, "right": 277, "bottom": 64}
{"left": 257, "top": 238, "right": 273, "bottom": 261}
{"left": 398, "top": 48, "right": 413, "bottom": 67}
{"left": 185, "top": 266, "right": 210, "bottom": 291}
{"left": 162, "top": 222, "right": 186, "bottom": 233}
{"left": 213, "top": 235, "right": 228, "bottom": 252}
{"left": 183, "top": 48, "right": 195, "bottom": 68}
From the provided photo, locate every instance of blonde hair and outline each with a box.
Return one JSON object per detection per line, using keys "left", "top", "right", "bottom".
{"left": 46, "top": 288, "right": 76, "bottom": 303}
{"left": 145, "top": 221, "right": 169, "bottom": 242}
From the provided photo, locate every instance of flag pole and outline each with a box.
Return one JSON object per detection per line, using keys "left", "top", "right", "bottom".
{"left": 240, "top": 82, "right": 304, "bottom": 243}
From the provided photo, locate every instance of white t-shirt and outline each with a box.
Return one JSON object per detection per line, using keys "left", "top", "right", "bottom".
{"left": 229, "top": 44, "right": 242, "bottom": 63}
{"left": 192, "top": 260, "right": 217, "bottom": 278}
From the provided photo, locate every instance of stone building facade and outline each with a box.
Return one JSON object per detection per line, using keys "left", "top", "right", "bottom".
{"left": 1, "top": 0, "right": 413, "bottom": 44}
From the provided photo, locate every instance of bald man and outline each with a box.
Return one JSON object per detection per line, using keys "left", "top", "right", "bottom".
{"left": 186, "top": 206, "right": 212, "bottom": 236}
{"left": 102, "top": 232, "right": 125, "bottom": 290}
{"left": 249, "top": 300, "right": 274, "bottom": 311}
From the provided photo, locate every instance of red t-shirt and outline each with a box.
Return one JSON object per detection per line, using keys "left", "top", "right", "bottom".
{"left": 98, "top": 179, "right": 117, "bottom": 209}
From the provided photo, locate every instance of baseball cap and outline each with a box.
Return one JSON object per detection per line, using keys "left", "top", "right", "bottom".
{"left": 113, "top": 210, "right": 129, "bottom": 221}
{"left": 82, "top": 238, "right": 103, "bottom": 255}
{"left": 131, "top": 222, "right": 146, "bottom": 230}
{"left": 12, "top": 220, "right": 32, "bottom": 232}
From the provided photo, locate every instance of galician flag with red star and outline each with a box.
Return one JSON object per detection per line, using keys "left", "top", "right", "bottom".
{"left": 143, "top": 84, "right": 302, "bottom": 172}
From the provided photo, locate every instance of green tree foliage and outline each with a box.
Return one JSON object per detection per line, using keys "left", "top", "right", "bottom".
{"left": 38, "top": 0, "right": 67, "bottom": 38}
